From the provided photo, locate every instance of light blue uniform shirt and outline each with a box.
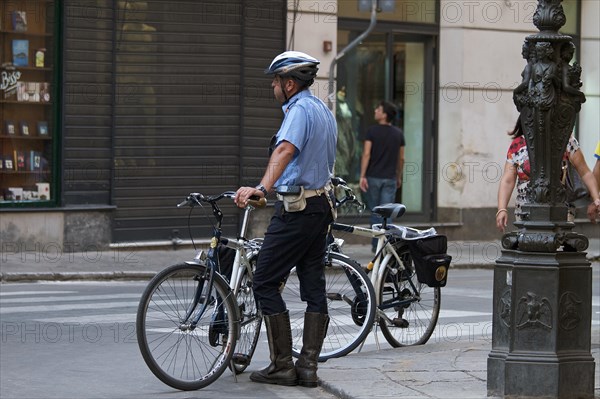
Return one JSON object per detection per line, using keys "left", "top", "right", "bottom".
{"left": 274, "top": 90, "right": 337, "bottom": 189}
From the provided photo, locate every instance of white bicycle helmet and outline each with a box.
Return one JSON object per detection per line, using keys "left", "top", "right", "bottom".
{"left": 265, "top": 51, "right": 319, "bottom": 84}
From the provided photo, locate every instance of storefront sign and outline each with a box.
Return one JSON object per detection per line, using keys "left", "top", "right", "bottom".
{"left": 1, "top": 69, "right": 22, "bottom": 98}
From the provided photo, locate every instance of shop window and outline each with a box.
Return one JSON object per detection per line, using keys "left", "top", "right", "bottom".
{"left": 1, "top": 0, "right": 57, "bottom": 206}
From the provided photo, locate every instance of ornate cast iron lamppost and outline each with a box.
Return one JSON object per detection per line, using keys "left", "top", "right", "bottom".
{"left": 487, "top": 0, "right": 594, "bottom": 397}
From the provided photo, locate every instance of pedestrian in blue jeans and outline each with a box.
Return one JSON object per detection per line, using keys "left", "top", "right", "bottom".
{"left": 359, "top": 100, "right": 405, "bottom": 251}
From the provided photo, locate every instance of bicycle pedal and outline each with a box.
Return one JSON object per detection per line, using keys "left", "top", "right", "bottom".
{"left": 326, "top": 292, "right": 343, "bottom": 301}
{"left": 392, "top": 318, "right": 410, "bottom": 328}
{"left": 232, "top": 354, "right": 251, "bottom": 365}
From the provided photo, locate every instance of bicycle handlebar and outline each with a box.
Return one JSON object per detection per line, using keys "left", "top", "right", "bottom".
{"left": 177, "top": 192, "right": 267, "bottom": 209}
{"left": 177, "top": 179, "right": 359, "bottom": 212}
{"left": 331, "top": 178, "right": 365, "bottom": 212}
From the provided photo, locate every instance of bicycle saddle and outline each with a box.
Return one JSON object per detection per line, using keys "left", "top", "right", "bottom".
{"left": 372, "top": 203, "right": 406, "bottom": 219}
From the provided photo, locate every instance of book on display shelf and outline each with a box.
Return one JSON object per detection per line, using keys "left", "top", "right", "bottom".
{"left": 5, "top": 120, "right": 16, "bottom": 135}
{"left": 20, "top": 121, "right": 30, "bottom": 136}
{"left": 37, "top": 121, "right": 49, "bottom": 136}
{"left": 12, "top": 40, "right": 29, "bottom": 67}
{"left": 12, "top": 11, "right": 28, "bottom": 32}
{"left": 4, "top": 157, "right": 14, "bottom": 170}
{"left": 35, "top": 48, "right": 46, "bottom": 68}
{"left": 14, "top": 150, "right": 26, "bottom": 170}
{"left": 29, "top": 150, "right": 41, "bottom": 171}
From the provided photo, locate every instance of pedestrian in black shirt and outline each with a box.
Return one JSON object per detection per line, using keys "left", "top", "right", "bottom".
{"left": 359, "top": 100, "right": 405, "bottom": 251}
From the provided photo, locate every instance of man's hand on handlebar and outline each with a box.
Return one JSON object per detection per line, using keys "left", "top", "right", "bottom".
{"left": 234, "top": 187, "right": 264, "bottom": 209}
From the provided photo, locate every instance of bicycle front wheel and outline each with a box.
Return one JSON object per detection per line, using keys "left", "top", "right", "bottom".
{"left": 136, "top": 263, "right": 237, "bottom": 390}
{"left": 230, "top": 258, "right": 262, "bottom": 374}
{"left": 378, "top": 249, "right": 441, "bottom": 347}
{"left": 286, "top": 253, "right": 376, "bottom": 361}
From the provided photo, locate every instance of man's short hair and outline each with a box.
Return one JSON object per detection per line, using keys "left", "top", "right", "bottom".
{"left": 379, "top": 100, "right": 397, "bottom": 123}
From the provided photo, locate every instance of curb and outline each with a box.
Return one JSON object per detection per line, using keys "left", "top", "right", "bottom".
{"left": 0, "top": 271, "right": 157, "bottom": 283}
{"left": 1, "top": 261, "right": 597, "bottom": 283}
{"left": 318, "top": 379, "right": 353, "bottom": 399}
{"left": 0, "top": 264, "right": 492, "bottom": 283}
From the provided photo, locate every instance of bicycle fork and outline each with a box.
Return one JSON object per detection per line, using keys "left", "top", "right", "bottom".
{"left": 178, "top": 258, "right": 229, "bottom": 348}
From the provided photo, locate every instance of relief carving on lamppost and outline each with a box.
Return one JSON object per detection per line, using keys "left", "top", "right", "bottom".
{"left": 505, "top": 0, "right": 587, "bottom": 253}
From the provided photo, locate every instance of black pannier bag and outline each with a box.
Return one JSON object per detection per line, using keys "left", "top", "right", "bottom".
{"left": 217, "top": 244, "right": 236, "bottom": 281}
{"left": 406, "top": 235, "right": 451, "bottom": 287}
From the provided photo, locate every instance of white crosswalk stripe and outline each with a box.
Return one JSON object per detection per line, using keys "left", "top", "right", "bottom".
{"left": 0, "top": 290, "right": 77, "bottom": 296}
{"left": 1, "top": 286, "right": 598, "bottom": 348}
{"left": 0, "top": 301, "right": 139, "bottom": 314}
{"left": 0, "top": 293, "right": 141, "bottom": 304}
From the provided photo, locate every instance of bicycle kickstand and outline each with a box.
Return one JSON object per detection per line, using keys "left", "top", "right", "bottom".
{"left": 229, "top": 360, "right": 238, "bottom": 383}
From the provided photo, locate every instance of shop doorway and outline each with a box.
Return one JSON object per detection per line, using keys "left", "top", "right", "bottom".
{"left": 335, "top": 29, "right": 436, "bottom": 220}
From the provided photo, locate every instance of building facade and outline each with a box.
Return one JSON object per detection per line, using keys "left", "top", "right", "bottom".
{"left": 1, "top": 0, "right": 598, "bottom": 250}
{"left": 287, "top": 0, "right": 599, "bottom": 240}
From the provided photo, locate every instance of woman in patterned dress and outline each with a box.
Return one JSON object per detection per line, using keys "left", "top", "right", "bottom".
{"left": 496, "top": 117, "right": 600, "bottom": 232}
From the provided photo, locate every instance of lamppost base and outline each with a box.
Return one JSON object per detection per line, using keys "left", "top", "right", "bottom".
{"left": 487, "top": 249, "right": 595, "bottom": 398}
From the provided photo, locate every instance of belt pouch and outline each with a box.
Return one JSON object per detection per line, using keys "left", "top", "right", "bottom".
{"left": 282, "top": 187, "right": 306, "bottom": 212}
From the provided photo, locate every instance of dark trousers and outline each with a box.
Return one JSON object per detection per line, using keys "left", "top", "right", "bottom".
{"left": 253, "top": 195, "right": 333, "bottom": 315}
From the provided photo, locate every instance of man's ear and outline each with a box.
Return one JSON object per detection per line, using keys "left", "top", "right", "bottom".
{"left": 284, "top": 78, "right": 297, "bottom": 94}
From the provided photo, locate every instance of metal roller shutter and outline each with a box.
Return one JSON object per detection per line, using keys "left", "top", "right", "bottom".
{"left": 62, "top": 1, "right": 115, "bottom": 205}
{"left": 61, "top": 0, "right": 285, "bottom": 242}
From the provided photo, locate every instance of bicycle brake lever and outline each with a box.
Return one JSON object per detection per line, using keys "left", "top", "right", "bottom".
{"left": 177, "top": 193, "right": 203, "bottom": 208}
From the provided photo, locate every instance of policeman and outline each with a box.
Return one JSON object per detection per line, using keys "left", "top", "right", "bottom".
{"left": 234, "top": 51, "right": 337, "bottom": 388}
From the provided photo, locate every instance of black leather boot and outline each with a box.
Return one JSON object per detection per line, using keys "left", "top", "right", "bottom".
{"left": 250, "top": 310, "right": 297, "bottom": 386}
{"left": 295, "top": 312, "right": 329, "bottom": 388}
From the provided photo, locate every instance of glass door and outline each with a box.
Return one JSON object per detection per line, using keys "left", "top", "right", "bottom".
{"left": 336, "top": 30, "right": 435, "bottom": 219}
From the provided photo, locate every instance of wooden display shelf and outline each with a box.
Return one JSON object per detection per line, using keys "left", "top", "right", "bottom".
{"left": 0, "top": 135, "right": 52, "bottom": 140}
{"left": 0, "top": 30, "right": 52, "bottom": 37}
{"left": 0, "top": 100, "right": 52, "bottom": 105}
{"left": 0, "top": 170, "right": 50, "bottom": 174}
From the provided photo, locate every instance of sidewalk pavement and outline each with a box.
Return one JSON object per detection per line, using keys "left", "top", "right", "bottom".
{"left": 0, "top": 239, "right": 598, "bottom": 282}
{"left": 318, "top": 326, "right": 600, "bottom": 399}
{"left": 1, "top": 239, "right": 599, "bottom": 398}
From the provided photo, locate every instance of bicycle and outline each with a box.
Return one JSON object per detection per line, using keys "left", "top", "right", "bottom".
{"left": 136, "top": 191, "right": 266, "bottom": 391}
{"left": 326, "top": 179, "right": 451, "bottom": 348}
{"left": 137, "top": 186, "right": 378, "bottom": 391}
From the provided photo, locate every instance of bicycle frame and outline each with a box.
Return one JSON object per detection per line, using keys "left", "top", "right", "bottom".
{"left": 331, "top": 217, "right": 439, "bottom": 324}
{"left": 332, "top": 223, "right": 404, "bottom": 299}
{"left": 180, "top": 193, "right": 265, "bottom": 332}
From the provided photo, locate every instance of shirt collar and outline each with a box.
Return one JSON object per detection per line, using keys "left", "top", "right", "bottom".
{"left": 282, "top": 89, "right": 310, "bottom": 113}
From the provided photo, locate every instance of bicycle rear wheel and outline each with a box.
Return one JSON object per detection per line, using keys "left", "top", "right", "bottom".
{"left": 230, "top": 258, "right": 262, "bottom": 374}
{"left": 136, "top": 263, "right": 237, "bottom": 390}
{"left": 378, "top": 249, "right": 441, "bottom": 347}
{"left": 286, "top": 253, "right": 376, "bottom": 361}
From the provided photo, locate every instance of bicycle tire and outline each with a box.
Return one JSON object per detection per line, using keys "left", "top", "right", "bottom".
{"left": 378, "top": 248, "right": 441, "bottom": 347}
{"left": 136, "top": 263, "right": 238, "bottom": 390}
{"left": 286, "top": 253, "right": 376, "bottom": 361}
{"left": 230, "top": 257, "right": 262, "bottom": 374}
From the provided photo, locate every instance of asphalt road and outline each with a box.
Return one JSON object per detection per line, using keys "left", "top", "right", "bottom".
{"left": 1, "top": 269, "right": 597, "bottom": 399}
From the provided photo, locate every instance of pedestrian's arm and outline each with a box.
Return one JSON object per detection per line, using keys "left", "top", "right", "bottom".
{"left": 496, "top": 161, "right": 517, "bottom": 232}
{"left": 359, "top": 140, "right": 372, "bottom": 192}
{"left": 593, "top": 158, "right": 600, "bottom": 189}
{"left": 396, "top": 145, "right": 405, "bottom": 188}
{"left": 234, "top": 141, "right": 295, "bottom": 208}
{"left": 569, "top": 149, "right": 600, "bottom": 222}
